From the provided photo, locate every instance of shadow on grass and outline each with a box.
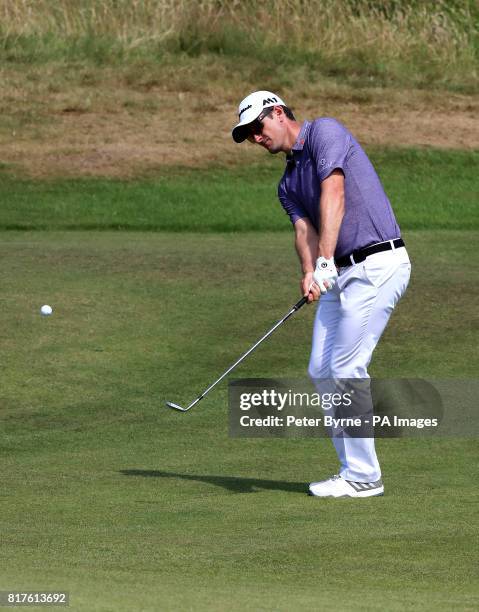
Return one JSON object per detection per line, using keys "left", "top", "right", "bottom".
{"left": 119, "top": 469, "right": 306, "bottom": 494}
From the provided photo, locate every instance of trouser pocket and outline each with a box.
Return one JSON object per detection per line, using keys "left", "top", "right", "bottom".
{"left": 363, "top": 255, "right": 411, "bottom": 289}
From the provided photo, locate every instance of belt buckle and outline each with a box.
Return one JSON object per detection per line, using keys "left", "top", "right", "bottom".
{"left": 349, "top": 253, "right": 356, "bottom": 265}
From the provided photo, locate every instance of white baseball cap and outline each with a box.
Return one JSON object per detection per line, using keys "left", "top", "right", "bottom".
{"left": 232, "top": 90, "right": 287, "bottom": 143}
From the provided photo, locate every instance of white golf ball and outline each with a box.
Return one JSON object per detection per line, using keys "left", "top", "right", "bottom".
{"left": 40, "top": 304, "right": 53, "bottom": 316}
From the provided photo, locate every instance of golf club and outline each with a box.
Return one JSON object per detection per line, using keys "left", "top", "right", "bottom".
{"left": 166, "top": 295, "right": 308, "bottom": 412}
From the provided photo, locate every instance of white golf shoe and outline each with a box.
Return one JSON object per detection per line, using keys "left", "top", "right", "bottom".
{"left": 308, "top": 474, "right": 384, "bottom": 498}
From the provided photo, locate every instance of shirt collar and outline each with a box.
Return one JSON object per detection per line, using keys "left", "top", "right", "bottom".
{"left": 291, "top": 120, "right": 311, "bottom": 152}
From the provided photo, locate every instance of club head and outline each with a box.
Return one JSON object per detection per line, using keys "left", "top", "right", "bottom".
{"left": 166, "top": 401, "right": 188, "bottom": 412}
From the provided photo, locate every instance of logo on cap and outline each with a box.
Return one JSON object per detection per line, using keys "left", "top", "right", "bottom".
{"left": 239, "top": 104, "right": 252, "bottom": 118}
{"left": 262, "top": 97, "right": 278, "bottom": 105}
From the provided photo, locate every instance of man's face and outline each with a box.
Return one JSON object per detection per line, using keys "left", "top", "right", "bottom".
{"left": 247, "top": 107, "right": 286, "bottom": 154}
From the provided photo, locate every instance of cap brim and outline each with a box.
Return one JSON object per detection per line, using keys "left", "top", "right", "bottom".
{"left": 232, "top": 123, "right": 250, "bottom": 143}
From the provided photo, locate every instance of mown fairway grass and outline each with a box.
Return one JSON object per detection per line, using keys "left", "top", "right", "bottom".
{"left": 1, "top": 229, "right": 478, "bottom": 611}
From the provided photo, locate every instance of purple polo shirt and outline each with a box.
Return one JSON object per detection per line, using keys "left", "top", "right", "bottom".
{"left": 278, "top": 118, "right": 401, "bottom": 258}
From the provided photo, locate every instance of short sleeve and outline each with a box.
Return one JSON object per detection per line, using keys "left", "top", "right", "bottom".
{"left": 308, "top": 118, "right": 351, "bottom": 182}
{"left": 278, "top": 181, "right": 308, "bottom": 225}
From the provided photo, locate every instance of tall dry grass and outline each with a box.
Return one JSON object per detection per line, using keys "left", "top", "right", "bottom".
{"left": 0, "top": 0, "right": 477, "bottom": 90}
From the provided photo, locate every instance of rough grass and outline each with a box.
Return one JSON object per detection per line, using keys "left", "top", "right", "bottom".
{"left": 0, "top": 148, "right": 477, "bottom": 231}
{"left": 0, "top": 230, "right": 477, "bottom": 611}
{"left": 0, "top": 0, "right": 477, "bottom": 92}
{"left": 0, "top": 3, "right": 477, "bottom": 183}
{"left": 1, "top": 67, "right": 477, "bottom": 180}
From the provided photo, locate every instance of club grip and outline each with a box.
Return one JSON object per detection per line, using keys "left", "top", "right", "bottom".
{"left": 293, "top": 295, "right": 309, "bottom": 310}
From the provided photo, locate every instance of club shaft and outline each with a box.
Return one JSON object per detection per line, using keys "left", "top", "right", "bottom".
{"left": 191, "top": 296, "right": 308, "bottom": 406}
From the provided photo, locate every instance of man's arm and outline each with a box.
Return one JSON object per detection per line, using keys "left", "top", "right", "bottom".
{"left": 317, "top": 169, "right": 345, "bottom": 259}
{"left": 295, "top": 169, "right": 345, "bottom": 301}
{"left": 294, "top": 217, "right": 317, "bottom": 275}
{"left": 294, "top": 217, "right": 321, "bottom": 303}
{"left": 309, "top": 169, "right": 345, "bottom": 296}
{"left": 294, "top": 169, "right": 345, "bottom": 302}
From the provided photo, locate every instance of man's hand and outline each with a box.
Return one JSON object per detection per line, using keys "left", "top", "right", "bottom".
{"left": 301, "top": 272, "right": 321, "bottom": 303}
{"left": 313, "top": 256, "right": 338, "bottom": 294}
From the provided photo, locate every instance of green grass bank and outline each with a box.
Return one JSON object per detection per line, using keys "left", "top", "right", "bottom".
{"left": 1, "top": 148, "right": 477, "bottom": 232}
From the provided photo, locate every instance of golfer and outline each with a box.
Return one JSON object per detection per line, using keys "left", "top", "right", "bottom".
{"left": 232, "top": 91, "right": 411, "bottom": 498}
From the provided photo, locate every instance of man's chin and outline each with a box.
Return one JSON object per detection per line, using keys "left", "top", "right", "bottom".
{"left": 265, "top": 144, "right": 281, "bottom": 155}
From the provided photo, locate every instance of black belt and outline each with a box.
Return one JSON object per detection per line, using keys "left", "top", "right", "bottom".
{"left": 335, "top": 238, "right": 405, "bottom": 268}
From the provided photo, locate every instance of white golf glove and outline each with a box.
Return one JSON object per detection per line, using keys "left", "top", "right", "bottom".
{"left": 313, "top": 256, "right": 338, "bottom": 294}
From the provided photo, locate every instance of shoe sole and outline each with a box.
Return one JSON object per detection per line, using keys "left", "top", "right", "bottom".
{"left": 308, "top": 488, "right": 384, "bottom": 498}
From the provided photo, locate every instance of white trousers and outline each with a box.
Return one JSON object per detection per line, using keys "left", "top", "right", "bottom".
{"left": 308, "top": 246, "right": 411, "bottom": 482}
